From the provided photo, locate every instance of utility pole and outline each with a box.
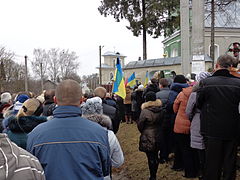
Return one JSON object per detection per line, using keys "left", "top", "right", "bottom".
{"left": 191, "top": 0, "right": 205, "bottom": 74}
{"left": 142, "top": 0, "right": 147, "bottom": 60}
{"left": 24, "top": 55, "right": 28, "bottom": 92}
{"left": 210, "top": 0, "right": 215, "bottom": 68}
{"left": 180, "top": 0, "right": 190, "bottom": 75}
{"left": 40, "top": 62, "right": 43, "bottom": 92}
{"left": 99, "top": 45, "right": 103, "bottom": 86}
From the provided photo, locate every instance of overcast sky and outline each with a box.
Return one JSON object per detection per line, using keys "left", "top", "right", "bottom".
{"left": 0, "top": 0, "right": 163, "bottom": 76}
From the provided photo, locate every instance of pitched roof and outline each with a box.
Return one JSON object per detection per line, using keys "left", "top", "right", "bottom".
{"left": 124, "top": 55, "right": 212, "bottom": 69}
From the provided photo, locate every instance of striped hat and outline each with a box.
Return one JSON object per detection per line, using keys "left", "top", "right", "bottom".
{"left": 196, "top": 72, "right": 211, "bottom": 82}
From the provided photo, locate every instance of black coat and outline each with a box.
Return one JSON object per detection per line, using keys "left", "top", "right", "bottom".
{"left": 137, "top": 99, "right": 164, "bottom": 152}
{"left": 197, "top": 69, "right": 240, "bottom": 140}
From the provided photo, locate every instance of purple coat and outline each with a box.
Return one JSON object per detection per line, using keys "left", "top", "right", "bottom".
{"left": 185, "top": 92, "right": 205, "bottom": 150}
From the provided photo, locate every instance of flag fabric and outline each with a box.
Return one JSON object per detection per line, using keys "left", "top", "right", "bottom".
{"left": 144, "top": 71, "right": 149, "bottom": 87}
{"left": 126, "top": 72, "right": 136, "bottom": 87}
{"left": 112, "top": 57, "right": 126, "bottom": 99}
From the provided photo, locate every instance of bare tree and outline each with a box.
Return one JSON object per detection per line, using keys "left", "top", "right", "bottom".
{"left": 31, "top": 49, "right": 49, "bottom": 91}
{"left": 47, "top": 48, "right": 61, "bottom": 83}
{"left": 59, "top": 49, "right": 79, "bottom": 79}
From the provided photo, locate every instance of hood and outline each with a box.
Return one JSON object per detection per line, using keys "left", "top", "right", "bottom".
{"left": 8, "top": 115, "right": 47, "bottom": 133}
{"left": 170, "top": 83, "right": 189, "bottom": 93}
{"left": 141, "top": 99, "right": 162, "bottom": 110}
{"left": 83, "top": 114, "right": 112, "bottom": 129}
{"left": 182, "top": 86, "right": 193, "bottom": 97}
{"left": 0, "top": 133, "right": 19, "bottom": 180}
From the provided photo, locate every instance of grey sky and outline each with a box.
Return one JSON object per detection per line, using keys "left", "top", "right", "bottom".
{"left": 0, "top": 0, "right": 163, "bottom": 76}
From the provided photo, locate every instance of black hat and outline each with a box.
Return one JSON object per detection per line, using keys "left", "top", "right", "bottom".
{"left": 173, "top": 75, "right": 187, "bottom": 83}
{"left": 145, "top": 91, "right": 156, "bottom": 102}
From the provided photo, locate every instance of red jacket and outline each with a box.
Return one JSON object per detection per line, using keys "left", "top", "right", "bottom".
{"left": 173, "top": 86, "right": 193, "bottom": 134}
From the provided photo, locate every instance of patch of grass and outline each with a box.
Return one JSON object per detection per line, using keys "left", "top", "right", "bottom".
{"left": 113, "top": 123, "right": 240, "bottom": 180}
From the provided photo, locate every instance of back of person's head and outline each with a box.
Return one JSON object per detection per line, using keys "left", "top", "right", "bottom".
{"left": 16, "top": 93, "right": 29, "bottom": 103}
{"left": 17, "top": 98, "right": 43, "bottom": 118}
{"left": 44, "top": 89, "right": 55, "bottom": 102}
{"left": 55, "top": 79, "right": 82, "bottom": 106}
{"left": 151, "top": 78, "right": 158, "bottom": 84}
{"left": 145, "top": 91, "right": 156, "bottom": 102}
{"left": 81, "top": 97, "right": 103, "bottom": 115}
{"left": 230, "top": 56, "right": 239, "bottom": 68}
{"left": 1, "top": 92, "right": 12, "bottom": 104}
{"left": 94, "top": 87, "right": 107, "bottom": 99}
{"left": 159, "top": 78, "right": 169, "bottom": 88}
{"left": 216, "top": 55, "right": 236, "bottom": 69}
{"left": 173, "top": 75, "right": 187, "bottom": 84}
{"left": 196, "top": 72, "right": 211, "bottom": 82}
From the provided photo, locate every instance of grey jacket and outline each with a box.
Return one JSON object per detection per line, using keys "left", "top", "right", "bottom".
{"left": 185, "top": 92, "right": 205, "bottom": 150}
{"left": 156, "top": 87, "right": 170, "bottom": 106}
{"left": 0, "top": 133, "right": 45, "bottom": 180}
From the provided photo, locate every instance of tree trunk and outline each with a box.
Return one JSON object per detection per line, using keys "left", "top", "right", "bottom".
{"left": 142, "top": 0, "right": 147, "bottom": 60}
{"left": 210, "top": 0, "right": 215, "bottom": 68}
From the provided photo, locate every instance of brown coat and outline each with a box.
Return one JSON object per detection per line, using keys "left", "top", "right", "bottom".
{"left": 173, "top": 86, "right": 193, "bottom": 134}
{"left": 137, "top": 99, "right": 164, "bottom": 152}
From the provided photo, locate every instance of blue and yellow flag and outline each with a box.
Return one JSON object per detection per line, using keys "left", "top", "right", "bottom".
{"left": 126, "top": 72, "right": 136, "bottom": 87}
{"left": 144, "top": 71, "right": 149, "bottom": 87}
{"left": 113, "top": 57, "right": 126, "bottom": 99}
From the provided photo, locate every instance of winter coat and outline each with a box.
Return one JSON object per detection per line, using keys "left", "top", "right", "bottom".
{"left": 103, "top": 100, "right": 120, "bottom": 134}
{"left": 105, "top": 98, "right": 117, "bottom": 108}
{"left": 0, "top": 133, "right": 45, "bottom": 180}
{"left": 185, "top": 91, "right": 205, "bottom": 150}
{"left": 27, "top": 105, "right": 111, "bottom": 180}
{"left": 197, "top": 69, "right": 240, "bottom": 140}
{"left": 156, "top": 87, "right": 170, "bottom": 106}
{"left": 137, "top": 99, "right": 164, "bottom": 152}
{"left": 7, "top": 115, "right": 47, "bottom": 149}
{"left": 173, "top": 86, "right": 193, "bottom": 134}
{"left": 42, "top": 100, "right": 55, "bottom": 116}
{"left": 124, "top": 87, "right": 132, "bottom": 104}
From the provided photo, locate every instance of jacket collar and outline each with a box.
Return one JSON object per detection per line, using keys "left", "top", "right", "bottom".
{"left": 212, "top": 69, "right": 234, "bottom": 78}
{"left": 53, "top": 105, "right": 82, "bottom": 118}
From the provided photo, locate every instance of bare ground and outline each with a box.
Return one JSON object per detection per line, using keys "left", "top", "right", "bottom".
{"left": 112, "top": 123, "right": 240, "bottom": 180}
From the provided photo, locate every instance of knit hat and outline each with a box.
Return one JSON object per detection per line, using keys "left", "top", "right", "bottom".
{"left": 145, "top": 91, "right": 156, "bottom": 102}
{"left": 196, "top": 72, "right": 211, "bottom": 82}
{"left": 1, "top": 92, "right": 12, "bottom": 103}
{"left": 81, "top": 97, "right": 103, "bottom": 115}
{"left": 94, "top": 87, "right": 107, "bottom": 99}
{"left": 16, "top": 94, "right": 29, "bottom": 103}
{"left": 138, "top": 84, "right": 144, "bottom": 90}
{"left": 173, "top": 75, "right": 187, "bottom": 83}
{"left": 16, "top": 98, "right": 42, "bottom": 118}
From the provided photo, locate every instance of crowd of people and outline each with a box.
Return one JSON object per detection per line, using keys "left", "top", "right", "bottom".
{"left": 0, "top": 54, "right": 239, "bottom": 180}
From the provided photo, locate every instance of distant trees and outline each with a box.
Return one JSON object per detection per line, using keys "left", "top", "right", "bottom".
{"left": 31, "top": 48, "right": 80, "bottom": 84}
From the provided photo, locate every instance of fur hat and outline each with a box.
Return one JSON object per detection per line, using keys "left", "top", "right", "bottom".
{"left": 83, "top": 114, "right": 112, "bottom": 129}
{"left": 81, "top": 97, "right": 103, "bottom": 115}
{"left": 1, "top": 92, "right": 12, "bottom": 104}
{"left": 196, "top": 72, "right": 211, "bottom": 82}
{"left": 16, "top": 94, "right": 29, "bottom": 103}
{"left": 94, "top": 87, "right": 107, "bottom": 99}
{"left": 16, "top": 98, "right": 43, "bottom": 118}
{"left": 145, "top": 91, "right": 156, "bottom": 102}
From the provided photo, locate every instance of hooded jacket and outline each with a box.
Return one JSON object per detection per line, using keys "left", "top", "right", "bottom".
{"left": 0, "top": 133, "right": 45, "bottom": 180}
{"left": 7, "top": 116, "right": 47, "bottom": 149}
{"left": 27, "top": 106, "right": 111, "bottom": 180}
{"left": 173, "top": 86, "right": 193, "bottom": 134}
{"left": 137, "top": 99, "right": 164, "bottom": 152}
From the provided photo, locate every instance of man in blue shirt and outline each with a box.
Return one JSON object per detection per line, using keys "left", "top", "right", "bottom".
{"left": 27, "top": 79, "right": 111, "bottom": 180}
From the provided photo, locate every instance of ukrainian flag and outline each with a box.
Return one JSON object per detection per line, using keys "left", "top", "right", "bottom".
{"left": 144, "top": 71, "right": 149, "bottom": 87}
{"left": 126, "top": 72, "right": 136, "bottom": 87}
{"left": 113, "top": 57, "right": 126, "bottom": 99}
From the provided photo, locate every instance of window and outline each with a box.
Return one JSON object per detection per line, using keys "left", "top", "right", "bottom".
{"left": 171, "top": 48, "right": 178, "bottom": 57}
{"left": 209, "top": 44, "right": 219, "bottom": 62}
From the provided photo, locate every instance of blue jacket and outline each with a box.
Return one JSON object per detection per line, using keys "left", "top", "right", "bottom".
{"left": 27, "top": 106, "right": 111, "bottom": 180}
